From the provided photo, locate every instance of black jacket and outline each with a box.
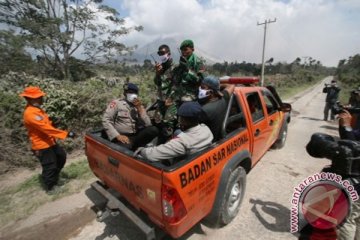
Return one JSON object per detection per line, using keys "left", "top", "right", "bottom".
{"left": 323, "top": 86, "right": 340, "bottom": 103}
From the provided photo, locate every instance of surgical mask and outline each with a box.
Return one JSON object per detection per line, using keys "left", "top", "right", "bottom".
{"left": 159, "top": 53, "right": 170, "bottom": 63}
{"left": 126, "top": 93, "right": 138, "bottom": 103}
{"left": 198, "top": 87, "right": 210, "bottom": 99}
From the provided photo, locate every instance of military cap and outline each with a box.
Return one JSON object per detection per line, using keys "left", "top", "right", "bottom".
{"left": 124, "top": 82, "right": 139, "bottom": 93}
{"left": 178, "top": 101, "right": 202, "bottom": 118}
{"left": 180, "top": 39, "right": 194, "bottom": 50}
{"left": 202, "top": 75, "right": 223, "bottom": 97}
{"left": 19, "top": 86, "right": 46, "bottom": 99}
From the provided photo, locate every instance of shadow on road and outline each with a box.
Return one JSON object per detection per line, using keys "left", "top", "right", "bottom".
{"left": 85, "top": 187, "right": 207, "bottom": 240}
{"left": 249, "top": 198, "right": 291, "bottom": 233}
{"left": 248, "top": 198, "right": 338, "bottom": 239}
{"left": 85, "top": 187, "right": 151, "bottom": 240}
{"left": 299, "top": 116, "right": 324, "bottom": 122}
{"left": 319, "top": 125, "right": 339, "bottom": 131}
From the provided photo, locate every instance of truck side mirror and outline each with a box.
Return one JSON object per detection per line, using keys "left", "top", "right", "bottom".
{"left": 280, "top": 103, "right": 291, "bottom": 112}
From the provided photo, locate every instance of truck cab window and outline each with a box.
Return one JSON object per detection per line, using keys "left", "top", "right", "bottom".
{"left": 246, "top": 92, "right": 264, "bottom": 122}
{"left": 262, "top": 91, "right": 280, "bottom": 115}
{"left": 224, "top": 94, "right": 246, "bottom": 135}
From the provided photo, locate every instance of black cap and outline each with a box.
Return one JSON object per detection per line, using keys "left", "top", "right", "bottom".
{"left": 124, "top": 83, "right": 139, "bottom": 93}
{"left": 178, "top": 101, "right": 202, "bottom": 118}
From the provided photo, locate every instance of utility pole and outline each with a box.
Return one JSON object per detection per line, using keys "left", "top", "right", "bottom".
{"left": 257, "top": 18, "right": 276, "bottom": 86}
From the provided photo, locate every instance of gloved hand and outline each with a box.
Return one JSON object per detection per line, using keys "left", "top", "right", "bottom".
{"left": 67, "top": 131, "right": 76, "bottom": 138}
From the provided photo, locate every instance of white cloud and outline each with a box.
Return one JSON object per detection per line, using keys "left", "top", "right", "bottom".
{"left": 112, "top": 0, "right": 360, "bottom": 66}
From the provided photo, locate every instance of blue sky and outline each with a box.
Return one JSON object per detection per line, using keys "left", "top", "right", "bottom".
{"left": 103, "top": 0, "right": 359, "bottom": 66}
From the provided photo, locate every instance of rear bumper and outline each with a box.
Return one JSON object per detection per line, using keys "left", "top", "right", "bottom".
{"left": 91, "top": 181, "right": 156, "bottom": 240}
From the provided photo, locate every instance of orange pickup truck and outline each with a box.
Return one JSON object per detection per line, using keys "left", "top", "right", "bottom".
{"left": 85, "top": 77, "right": 291, "bottom": 239}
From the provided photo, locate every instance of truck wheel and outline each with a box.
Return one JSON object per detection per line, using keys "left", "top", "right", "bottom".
{"left": 272, "top": 122, "right": 288, "bottom": 149}
{"left": 205, "top": 167, "right": 246, "bottom": 227}
{"left": 220, "top": 167, "right": 246, "bottom": 225}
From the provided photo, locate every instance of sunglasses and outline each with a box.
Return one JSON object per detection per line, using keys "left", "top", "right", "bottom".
{"left": 157, "top": 50, "right": 167, "bottom": 56}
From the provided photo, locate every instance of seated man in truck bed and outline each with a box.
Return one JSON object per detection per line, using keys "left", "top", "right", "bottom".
{"left": 138, "top": 101, "right": 213, "bottom": 162}
{"left": 102, "top": 83, "right": 159, "bottom": 150}
{"left": 198, "top": 75, "right": 234, "bottom": 141}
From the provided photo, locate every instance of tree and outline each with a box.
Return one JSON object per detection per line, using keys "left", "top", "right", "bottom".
{"left": 0, "top": 0, "right": 143, "bottom": 80}
{"left": 0, "top": 29, "right": 34, "bottom": 75}
{"left": 266, "top": 57, "right": 274, "bottom": 64}
{"left": 143, "top": 59, "right": 153, "bottom": 70}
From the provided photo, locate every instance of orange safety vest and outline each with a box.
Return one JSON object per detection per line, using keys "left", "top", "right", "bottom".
{"left": 23, "top": 105, "right": 68, "bottom": 150}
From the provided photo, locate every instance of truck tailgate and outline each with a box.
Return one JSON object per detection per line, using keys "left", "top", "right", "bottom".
{"left": 85, "top": 133, "right": 163, "bottom": 225}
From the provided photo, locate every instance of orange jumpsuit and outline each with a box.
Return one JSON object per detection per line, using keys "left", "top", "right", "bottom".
{"left": 23, "top": 105, "right": 68, "bottom": 150}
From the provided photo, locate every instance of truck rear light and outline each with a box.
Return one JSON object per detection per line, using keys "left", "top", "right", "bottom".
{"left": 161, "top": 184, "right": 187, "bottom": 224}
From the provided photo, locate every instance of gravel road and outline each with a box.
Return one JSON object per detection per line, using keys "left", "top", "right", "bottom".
{"left": 1, "top": 77, "right": 339, "bottom": 240}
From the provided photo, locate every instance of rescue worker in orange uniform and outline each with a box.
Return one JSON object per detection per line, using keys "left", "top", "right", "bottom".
{"left": 20, "top": 86, "right": 75, "bottom": 191}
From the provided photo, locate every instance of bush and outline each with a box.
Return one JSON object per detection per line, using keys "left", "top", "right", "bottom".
{"left": 0, "top": 72, "right": 156, "bottom": 172}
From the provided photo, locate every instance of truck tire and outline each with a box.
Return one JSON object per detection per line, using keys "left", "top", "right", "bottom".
{"left": 205, "top": 166, "right": 246, "bottom": 227}
{"left": 271, "top": 122, "right": 288, "bottom": 149}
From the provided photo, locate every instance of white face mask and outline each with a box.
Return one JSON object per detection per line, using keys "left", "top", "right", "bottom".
{"left": 159, "top": 53, "right": 170, "bottom": 63}
{"left": 126, "top": 93, "right": 138, "bottom": 102}
{"left": 198, "top": 87, "right": 210, "bottom": 99}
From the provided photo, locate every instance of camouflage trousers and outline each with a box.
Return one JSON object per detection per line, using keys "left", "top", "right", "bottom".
{"left": 337, "top": 198, "right": 360, "bottom": 240}
{"left": 155, "top": 97, "right": 193, "bottom": 143}
{"left": 152, "top": 101, "right": 178, "bottom": 144}
{"left": 162, "top": 103, "right": 178, "bottom": 136}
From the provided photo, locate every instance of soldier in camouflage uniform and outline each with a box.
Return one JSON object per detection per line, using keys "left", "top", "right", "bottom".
{"left": 153, "top": 41, "right": 206, "bottom": 142}
{"left": 153, "top": 44, "right": 178, "bottom": 142}
{"left": 172, "top": 39, "right": 206, "bottom": 102}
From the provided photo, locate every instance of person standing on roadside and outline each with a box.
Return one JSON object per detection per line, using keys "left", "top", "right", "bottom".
{"left": 323, "top": 79, "right": 341, "bottom": 121}
{"left": 20, "top": 86, "right": 75, "bottom": 192}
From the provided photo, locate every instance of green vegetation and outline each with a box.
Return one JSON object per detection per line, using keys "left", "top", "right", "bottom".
{"left": 0, "top": 59, "right": 333, "bottom": 173}
{"left": 335, "top": 54, "right": 360, "bottom": 103}
{"left": 0, "top": 159, "right": 94, "bottom": 226}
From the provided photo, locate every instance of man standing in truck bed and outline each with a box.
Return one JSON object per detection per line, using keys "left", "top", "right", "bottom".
{"left": 172, "top": 39, "right": 206, "bottom": 103}
{"left": 153, "top": 44, "right": 177, "bottom": 143}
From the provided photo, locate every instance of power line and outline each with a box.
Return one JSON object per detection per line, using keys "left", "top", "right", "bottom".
{"left": 257, "top": 18, "right": 277, "bottom": 86}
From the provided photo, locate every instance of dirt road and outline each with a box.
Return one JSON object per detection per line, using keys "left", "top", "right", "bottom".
{"left": 1, "top": 77, "right": 338, "bottom": 240}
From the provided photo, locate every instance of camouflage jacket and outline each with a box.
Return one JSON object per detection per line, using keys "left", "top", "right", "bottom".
{"left": 153, "top": 61, "right": 175, "bottom": 101}
{"left": 171, "top": 53, "right": 205, "bottom": 101}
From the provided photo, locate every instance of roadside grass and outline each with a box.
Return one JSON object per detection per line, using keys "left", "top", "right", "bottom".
{"left": 278, "top": 82, "right": 318, "bottom": 100}
{"left": 0, "top": 159, "right": 95, "bottom": 227}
